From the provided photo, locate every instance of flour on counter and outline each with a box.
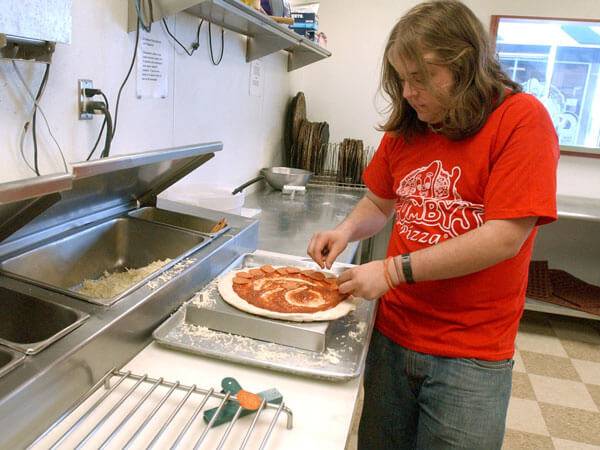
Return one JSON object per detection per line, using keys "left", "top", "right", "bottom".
{"left": 171, "top": 322, "right": 354, "bottom": 369}
{"left": 147, "top": 258, "right": 197, "bottom": 290}
{"left": 348, "top": 321, "right": 367, "bottom": 342}
{"left": 190, "top": 281, "right": 219, "bottom": 308}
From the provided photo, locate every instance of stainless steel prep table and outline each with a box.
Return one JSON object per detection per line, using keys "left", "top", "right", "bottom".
{"left": 243, "top": 184, "right": 366, "bottom": 262}
{"left": 21, "top": 184, "right": 374, "bottom": 449}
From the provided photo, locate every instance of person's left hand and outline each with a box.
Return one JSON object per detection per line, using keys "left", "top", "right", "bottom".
{"left": 337, "top": 260, "right": 390, "bottom": 300}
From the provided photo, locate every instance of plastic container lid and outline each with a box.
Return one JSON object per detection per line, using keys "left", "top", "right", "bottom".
{"left": 159, "top": 183, "right": 244, "bottom": 214}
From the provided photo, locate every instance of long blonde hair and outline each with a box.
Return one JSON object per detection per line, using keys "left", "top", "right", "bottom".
{"left": 379, "top": 0, "right": 521, "bottom": 141}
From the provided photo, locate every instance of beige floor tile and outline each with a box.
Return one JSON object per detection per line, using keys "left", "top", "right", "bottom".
{"left": 511, "top": 372, "right": 536, "bottom": 400}
{"left": 588, "top": 384, "right": 600, "bottom": 411}
{"left": 520, "top": 350, "right": 581, "bottom": 381}
{"left": 519, "top": 312, "right": 556, "bottom": 336}
{"left": 529, "top": 374, "right": 598, "bottom": 412}
{"left": 549, "top": 316, "right": 600, "bottom": 345}
{"left": 502, "top": 429, "right": 554, "bottom": 449}
{"left": 572, "top": 359, "right": 600, "bottom": 385}
{"left": 561, "top": 340, "right": 600, "bottom": 363}
{"left": 552, "top": 437, "right": 600, "bottom": 449}
{"left": 540, "top": 403, "right": 600, "bottom": 446}
{"left": 505, "top": 397, "right": 549, "bottom": 436}
{"left": 513, "top": 349, "right": 526, "bottom": 373}
{"left": 516, "top": 330, "right": 568, "bottom": 357}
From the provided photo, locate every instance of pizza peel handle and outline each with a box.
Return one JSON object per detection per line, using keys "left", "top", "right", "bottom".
{"left": 203, "top": 378, "right": 282, "bottom": 427}
{"left": 221, "top": 377, "right": 243, "bottom": 394}
{"left": 222, "top": 377, "right": 262, "bottom": 410}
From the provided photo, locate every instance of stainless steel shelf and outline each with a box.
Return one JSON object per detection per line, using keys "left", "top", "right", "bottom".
{"left": 525, "top": 297, "right": 599, "bottom": 321}
{"left": 556, "top": 194, "right": 600, "bottom": 222}
{"left": 127, "top": 0, "right": 331, "bottom": 71}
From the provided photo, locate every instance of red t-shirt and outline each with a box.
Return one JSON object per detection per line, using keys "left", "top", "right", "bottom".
{"left": 363, "top": 92, "right": 559, "bottom": 360}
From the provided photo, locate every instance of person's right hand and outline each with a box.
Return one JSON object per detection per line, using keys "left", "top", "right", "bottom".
{"left": 307, "top": 229, "right": 350, "bottom": 270}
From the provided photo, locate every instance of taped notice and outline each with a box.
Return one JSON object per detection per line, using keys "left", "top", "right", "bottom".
{"left": 136, "top": 25, "right": 168, "bottom": 99}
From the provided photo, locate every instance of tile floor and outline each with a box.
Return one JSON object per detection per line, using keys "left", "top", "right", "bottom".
{"left": 345, "top": 310, "right": 600, "bottom": 449}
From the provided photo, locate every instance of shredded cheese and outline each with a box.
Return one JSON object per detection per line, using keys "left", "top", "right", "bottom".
{"left": 77, "top": 259, "right": 171, "bottom": 298}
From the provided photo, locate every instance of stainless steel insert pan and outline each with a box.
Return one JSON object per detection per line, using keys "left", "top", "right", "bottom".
{"left": 0, "top": 286, "right": 88, "bottom": 355}
{"left": 0, "top": 217, "right": 208, "bottom": 306}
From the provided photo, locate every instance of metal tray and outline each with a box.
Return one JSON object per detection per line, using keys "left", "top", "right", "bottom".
{"left": 0, "top": 217, "right": 209, "bottom": 306}
{"left": 0, "top": 286, "right": 88, "bottom": 355}
{"left": 153, "top": 250, "right": 377, "bottom": 381}
{"left": 0, "top": 346, "right": 25, "bottom": 379}
{"left": 128, "top": 207, "right": 230, "bottom": 238}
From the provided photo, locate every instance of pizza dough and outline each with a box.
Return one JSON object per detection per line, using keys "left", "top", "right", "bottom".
{"left": 217, "top": 267, "right": 361, "bottom": 322}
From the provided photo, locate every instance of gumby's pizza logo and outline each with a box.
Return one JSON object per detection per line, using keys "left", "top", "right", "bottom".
{"left": 395, "top": 160, "right": 484, "bottom": 245}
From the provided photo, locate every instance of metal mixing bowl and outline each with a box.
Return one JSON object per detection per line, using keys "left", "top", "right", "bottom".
{"left": 261, "top": 167, "right": 312, "bottom": 190}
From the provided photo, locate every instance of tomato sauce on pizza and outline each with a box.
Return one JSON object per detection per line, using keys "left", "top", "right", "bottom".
{"left": 231, "top": 265, "right": 348, "bottom": 313}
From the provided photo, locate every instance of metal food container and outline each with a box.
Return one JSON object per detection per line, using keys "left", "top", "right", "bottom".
{"left": 0, "top": 217, "right": 208, "bottom": 306}
{"left": 0, "top": 286, "right": 88, "bottom": 354}
{"left": 0, "top": 143, "right": 223, "bottom": 307}
{"left": 0, "top": 347, "right": 25, "bottom": 379}
{"left": 128, "top": 207, "right": 229, "bottom": 237}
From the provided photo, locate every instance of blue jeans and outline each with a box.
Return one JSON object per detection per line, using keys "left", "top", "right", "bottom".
{"left": 358, "top": 330, "right": 513, "bottom": 449}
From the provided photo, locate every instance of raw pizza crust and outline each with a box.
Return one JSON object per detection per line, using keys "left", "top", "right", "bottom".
{"left": 217, "top": 268, "right": 362, "bottom": 322}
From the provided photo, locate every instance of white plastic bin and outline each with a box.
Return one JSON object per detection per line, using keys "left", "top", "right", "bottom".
{"left": 158, "top": 183, "right": 245, "bottom": 215}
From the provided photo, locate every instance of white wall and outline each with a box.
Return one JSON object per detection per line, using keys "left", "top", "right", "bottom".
{"left": 291, "top": 0, "right": 600, "bottom": 198}
{"left": 0, "top": 0, "right": 294, "bottom": 190}
{"left": 2, "top": 0, "right": 600, "bottom": 199}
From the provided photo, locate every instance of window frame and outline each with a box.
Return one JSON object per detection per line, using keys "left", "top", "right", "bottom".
{"left": 490, "top": 15, "right": 600, "bottom": 159}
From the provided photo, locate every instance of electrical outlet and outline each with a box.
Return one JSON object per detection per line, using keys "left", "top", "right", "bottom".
{"left": 78, "top": 79, "right": 93, "bottom": 120}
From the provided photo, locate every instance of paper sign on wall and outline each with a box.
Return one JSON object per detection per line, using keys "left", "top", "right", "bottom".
{"left": 136, "top": 25, "right": 168, "bottom": 99}
{"left": 249, "top": 60, "right": 263, "bottom": 97}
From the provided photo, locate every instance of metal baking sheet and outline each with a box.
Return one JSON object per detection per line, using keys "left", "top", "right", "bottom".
{"left": 153, "top": 250, "right": 377, "bottom": 381}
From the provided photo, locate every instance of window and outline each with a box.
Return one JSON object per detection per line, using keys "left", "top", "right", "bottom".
{"left": 491, "top": 16, "right": 600, "bottom": 156}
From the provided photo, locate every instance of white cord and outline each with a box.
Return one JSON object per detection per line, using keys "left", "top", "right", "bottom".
{"left": 11, "top": 60, "right": 69, "bottom": 173}
{"left": 19, "top": 121, "right": 37, "bottom": 173}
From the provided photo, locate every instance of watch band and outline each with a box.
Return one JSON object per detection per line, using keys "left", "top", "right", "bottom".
{"left": 401, "top": 253, "right": 415, "bottom": 284}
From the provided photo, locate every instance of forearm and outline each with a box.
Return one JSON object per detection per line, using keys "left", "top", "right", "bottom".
{"left": 336, "top": 193, "right": 395, "bottom": 242}
{"left": 390, "top": 217, "right": 537, "bottom": 284}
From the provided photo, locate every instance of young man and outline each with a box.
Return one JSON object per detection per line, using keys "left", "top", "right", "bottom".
{"left": 307, "top": 1, "right": 559, "bottom": 448}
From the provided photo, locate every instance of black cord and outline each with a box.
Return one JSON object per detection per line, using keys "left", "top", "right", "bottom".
{"left": 100, "top": 104, "right": 113, "bottom": 158}
{"left": 31, "top": 63, "right": 51, "bottom": 176}
{"left": 162, "top": 18, "right": 203, "bottom": 56}
{"left": 85, "top": 92, "right": 110, "bottom": 161}
{"left": 135, "top": 0, "right": 153, "bottom": 32}
{"left": 112, "top": 19, "right": 140, "bottom": 142}
{"left": 208, "top": 22, "right": 225, "bottom": 65}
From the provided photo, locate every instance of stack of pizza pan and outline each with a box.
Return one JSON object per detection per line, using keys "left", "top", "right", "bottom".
{"left": 284, "top": 92, "right": 330, "bottom": 173}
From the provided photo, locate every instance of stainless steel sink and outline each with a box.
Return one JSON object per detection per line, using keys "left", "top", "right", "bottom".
{"left": 0, "top": 287, "right": 88, "bottom": 355}
{"left": 128, "top": 207, "right": 229, "bottom": 236}
{"left": 0, "top": 217, "right": 209, "bottom": 306}
{"left": 0, "top": 346, "right": 25, "bottom": 378}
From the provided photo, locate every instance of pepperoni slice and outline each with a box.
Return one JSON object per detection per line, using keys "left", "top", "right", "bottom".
{"left": 233, "top": 277, "right": 251, "bottom": 284}
{"left": 276, "top": 267, "right": 288, "bottom": 275}
{"left": 286, "top": 267, "right": 301, "bottom": 274}
{"left": 236, "top": 272, "right": 252, "bottom": 279}
{"left": 308, "top": 271, "right": 326, "bottom": 281}
{"left": 249, "top": 268, "right": 264, "bottom": 277}
{"left": 260, "top": 265, "right": 275, "bottom": 273}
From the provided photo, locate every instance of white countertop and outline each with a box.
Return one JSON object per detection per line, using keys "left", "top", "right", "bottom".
{"left": 32, "top": 342, "right": 362, "bottom": 449}
{"left": 122, "top": 342, "right": 361, "bottom": 448}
